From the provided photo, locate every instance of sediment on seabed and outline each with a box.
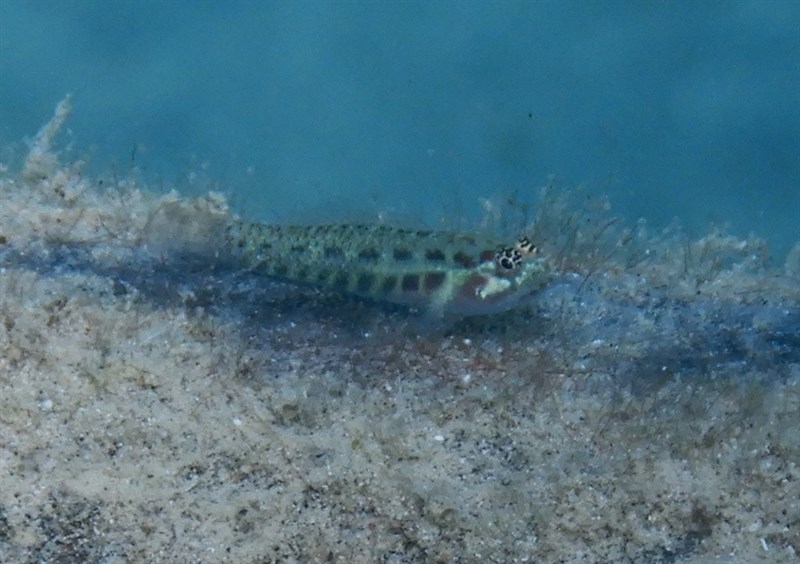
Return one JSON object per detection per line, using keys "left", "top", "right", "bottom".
{"left": 0, "top": 99, "right": 798, "bottom": 562}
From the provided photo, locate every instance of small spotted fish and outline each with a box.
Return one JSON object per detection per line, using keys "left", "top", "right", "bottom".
{"left": 224, "top": 221, "right": 551, "bottom": 318}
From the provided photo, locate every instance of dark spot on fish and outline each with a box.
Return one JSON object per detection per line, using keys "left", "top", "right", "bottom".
{"left": 324, "top": 246, "right": 344, "bottom": 259}
{"left": 401, "top": 274, "right": 420, "bottom": 292}
{"left": 333, "top": 272, "right": 350, "bottom": 291}
{"left": 394, "top": 247, "right": 413, "bottom": 261}
{"left": 425, "top": 248, "right": 446, "bottom": 262}
{"left": 381, "top": 276, "right": 397, "bottom": 294}
{"left": 316, "top": 269, "right": 331, "bottom": 283}
{"left": 424, "top": 271, "right": 446, "bottom": 291}
{"left": 416, "top": 230, "right": 433, "bottom": 237}
{"left": 453, "top": 251, "right": 475, "bottom": 268}
{"left": 358, "top": 247, "right": 380, "bottom": 261}
{"left": 480, "top": 250, "right": 495, "bottom": 262}
{"left": 356, "top": 273, "right": 375, "bottom": 293}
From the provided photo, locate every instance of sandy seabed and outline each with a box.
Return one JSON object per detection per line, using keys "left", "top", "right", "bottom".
{"left": 1, "top": 101, "right": 799, "bottom": 563}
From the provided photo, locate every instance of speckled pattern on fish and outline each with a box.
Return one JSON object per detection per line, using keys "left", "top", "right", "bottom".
{"left": 224, "top": 221, "right": 551, "bottom": 317}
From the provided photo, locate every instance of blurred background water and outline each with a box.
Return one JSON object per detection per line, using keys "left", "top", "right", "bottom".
{"left": 1, "top": 0, "right": 797, "bottom": 257}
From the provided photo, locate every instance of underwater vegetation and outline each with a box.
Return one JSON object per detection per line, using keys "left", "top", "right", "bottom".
{"left": 0, "top": 98, "right": 798, "bottom": 561}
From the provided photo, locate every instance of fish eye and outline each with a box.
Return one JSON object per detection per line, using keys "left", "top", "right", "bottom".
{"left": 495, "top": 247, "right": 522, "bottom": 274}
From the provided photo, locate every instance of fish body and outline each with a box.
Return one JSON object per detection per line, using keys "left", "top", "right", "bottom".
{"left": 224, "top": 221, "right": 551, "bottom": 317}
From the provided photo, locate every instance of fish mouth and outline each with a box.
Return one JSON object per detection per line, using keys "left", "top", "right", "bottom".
{"left": 446, "top": 273, "right": 523, "bottom": 316}
{"left": 446, "top": 259, "right": 552, "bottom": 316}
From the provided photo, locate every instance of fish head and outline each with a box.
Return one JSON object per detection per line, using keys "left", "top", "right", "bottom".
{"left": 445, "top": 241, "right": 551, "bottom": 316}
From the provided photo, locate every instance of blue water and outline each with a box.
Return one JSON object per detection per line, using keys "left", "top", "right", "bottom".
{"left": 1, "top": 0, "right": 798, "bottom": 255}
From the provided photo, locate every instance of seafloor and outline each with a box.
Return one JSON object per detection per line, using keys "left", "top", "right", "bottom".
{"left": 1, "top": 101, "right": 799, "bottom": 563}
